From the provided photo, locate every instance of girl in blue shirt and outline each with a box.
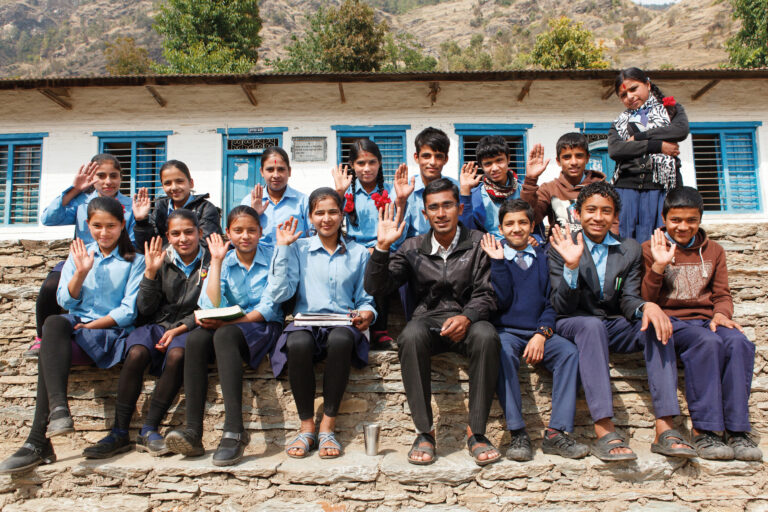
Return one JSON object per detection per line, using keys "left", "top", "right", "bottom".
{"left": 270, "top": 188, "right": 376, "bottom": 460}
{"left": 165, "top": 206, "right": 283, "bottom": 467}
{"left": 1, "top": 197, "right": 144, "bottom": 474}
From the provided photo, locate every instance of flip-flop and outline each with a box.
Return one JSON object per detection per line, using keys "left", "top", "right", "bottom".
{"left": 285, "top": 432, "right": 317, "bottom": 459}
{"left": 408, "top": 433, "right": 436, "bottom": 465}
{"left": 318, "top": 431, "right": 343, "bottom": 459}
{"left": 467, "top": 434, "right": 501, "bottom": 466}
{"left": 650, "top": 429, "right": 696, "bottom": 458}
{"left": 591, "top": 431, "right": 637, "bottom": 462}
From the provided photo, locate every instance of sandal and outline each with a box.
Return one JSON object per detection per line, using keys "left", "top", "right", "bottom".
{"left": 467, "top": 434, "right": 501, "bottom": 466}
{"left": 318, "top": 431, "right": 343, "bottom": 459}
{"left": 285, "top": 432, "right": 317, "bottom": 459}
{"left": 591, "top": 431, "right": 637, "bottom": 462}
{"left": 408, "top": 433, "right": 436, "bottom": 466}
{"left": 651, "top": 429, "right": 696, "bottom": 458}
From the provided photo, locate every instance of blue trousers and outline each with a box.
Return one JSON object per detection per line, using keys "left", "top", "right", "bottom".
{"left": 672, "top": 318, "right": 755, "bottom": 432}
{"left": 556, "top": 316, "right": 680, "bottom": 422}
{"left": 497, "top": 328, "right": 579, "bottom": 432}
{"left": 616, "top": 188, "right": 665, "bottom": 244}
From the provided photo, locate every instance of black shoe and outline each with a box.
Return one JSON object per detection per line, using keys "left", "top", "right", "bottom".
{"left": 165, "top": 429, "right": 205, "bottom": 457}
{"left": 136, "top": 430, "right": 170, "bottom": 456}
{"left": 212, "top": 431, "right": 250, "bottom": 467}
{"left": 542, "top": 429, "right": 589, "bottom": 459}
{"left": 0, "top": 441, "right": 56, "bottom": 474}
{"left": 82, "top": 431, "right": 133, "bottom": 459}
{"left": 725, "top": 431, "right": 763, "bottom": 461}
{"left": 46, "top": 406, "right": 74, "bottom": 438}
{"left": 693, "top": 431, "right": 734, "bottom": 460}
{"left": 506, "top": 429, "right": 533, "bottom": 461}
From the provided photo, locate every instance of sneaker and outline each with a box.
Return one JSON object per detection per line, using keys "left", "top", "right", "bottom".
{"left": 725, "top": 431, "right": 763, "bottom": 461}
{"left": 23, "top": 338, "right": 41, "bottom": 359}
{"left": 165, "top": 428, "right": 205, "bottom": 457}
{"left": 212, "top": 431, "right": 250, "bottom": 467}
{"left": 0, "top": 441, "right": 56, "bottom": 474}
{"left": 542, "top": 429, "right": 589, "bottom": 459}
{"left": 505, "top": 429, "right": 533, "bottom": 461}
{"left": 136, "top": 429, "right": 169, "bottom": 457}
{"left": 82, "top": 431, "right": 133, "bottom": 459}
{"left": 693, "top": 431, "right": 734, "bottom": 460}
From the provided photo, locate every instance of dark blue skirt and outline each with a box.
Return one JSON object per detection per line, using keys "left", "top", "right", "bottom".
{"left": 124, "top": 324, "right": 190, "bottom": 377}
{"left": 270, "top": 322, "right": 369, "bottom": 377}
{"left": 61, "top": 314, "right": 131, "bottom": 369}
{"left": 187, "top": 321, "right": 283, "bottom": 370}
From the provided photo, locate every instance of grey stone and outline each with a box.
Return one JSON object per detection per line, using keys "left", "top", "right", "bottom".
{"left": 247, "top": 501, "right": 327, "bottom": 512}
{"left": 381, "top": 450, "right": 480, "bottom": 484}
{"left": 689, "top": 457, "right": 765, "bottom": 477}
{"left": 590, "top": 449, "right": 688, "bottom": 481}
{"left": 480, "top": 455, "right": 555, "bottom": 480}
{"left": 276, "top": 448, "right": 379, "bottom": 484}
{"left": 627, "top": 502, "right": 696, "bottom": 512}
{"left": 3, "top": 495, "right": 150, "bottom": 512}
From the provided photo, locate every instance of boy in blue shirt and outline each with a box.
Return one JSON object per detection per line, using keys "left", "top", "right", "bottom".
{"left": 480, "top": 199, "right": 588, "bottom": 461}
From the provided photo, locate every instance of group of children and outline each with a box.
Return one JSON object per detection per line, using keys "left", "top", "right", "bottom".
{"left": 0, "top": 67, "right": 760, "bottom": 474}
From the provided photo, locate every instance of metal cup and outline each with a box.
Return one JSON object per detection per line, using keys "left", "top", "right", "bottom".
{"left": 363, "top": 423, "right": 381, "bottom": 456}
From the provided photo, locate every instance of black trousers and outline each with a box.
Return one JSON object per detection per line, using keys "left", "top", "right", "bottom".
{"left": 398, "top": 316, "right": 500, "bottom": 436}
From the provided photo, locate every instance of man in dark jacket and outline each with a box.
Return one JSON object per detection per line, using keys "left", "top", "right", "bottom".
{"left": 365, "top": 178, "right": 501, "bottom": 467}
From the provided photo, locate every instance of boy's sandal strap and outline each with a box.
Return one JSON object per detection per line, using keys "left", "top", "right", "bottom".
{"left": 408, "top": 433, "right": 436, "bottom": 465}
{"left": 467, "top": 434, "right": 501, "bottom": 465}
{"left": 592, "top": 431, "right": 637, "bottom": 461}
{"left": 651, "top": 429, "right": 696, "bottom": 458}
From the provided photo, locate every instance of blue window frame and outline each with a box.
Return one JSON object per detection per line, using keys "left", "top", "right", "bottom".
{"left": 0, "top": 133, "right": 47, "bottom": 225}
{"left": 576, "top": 122, "right": 616, "bottom": 180}
{"left": 690, "top": 122, "right": 762, "bottom": 213}
{"left": 332, "top": 125, "right": 410, "bottom": 184}
{"left": 455, "top": 124, "right": 532, "bottom": 180}
{"left": 95, "top": 131, "right": 172, "bottom": 201}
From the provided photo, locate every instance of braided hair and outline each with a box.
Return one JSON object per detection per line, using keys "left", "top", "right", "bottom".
{"left": 346, "top": 138, "right": 385, "bottom": 227}
{"left": 614, "top": 67, "right": 677, "bottom": 118}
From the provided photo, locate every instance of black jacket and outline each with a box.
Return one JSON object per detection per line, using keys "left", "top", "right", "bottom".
{"left": 137, "top": 247, "right": 211, "bottom": 331}
{"left": 548, "top": 231, "right": 645, "bottom": 321}
{"left": 134, "top": 194, "right": 222, "bottom": 252}
{"left": 364, "top": 223, "right": 496, "bottom": 323}
{"left": 608, "top": 103, "right": 689, "bottom": 190}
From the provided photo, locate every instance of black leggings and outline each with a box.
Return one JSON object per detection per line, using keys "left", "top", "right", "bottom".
{"left": 35, "top": 270, "right": 63, "bottom": 338}
{"left": 286, "top": 328, "right": 355, "bottom": 421}
{"left": 114, "top": 344, "right": 184, "bottom": 432}
{"left": 183, "top": 325, "right": 252, "bottom": 436}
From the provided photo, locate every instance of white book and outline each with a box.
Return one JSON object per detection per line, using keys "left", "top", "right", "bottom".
{"left": 294, "top": 312, "right": 353, "bottom": 326}
{"left": 195, "top": 305, "right": 245, "bottom": 322}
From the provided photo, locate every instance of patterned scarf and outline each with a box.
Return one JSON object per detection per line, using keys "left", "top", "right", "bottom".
{"left": 612, "top": 95, "right": 677, "bottom": 190}
{"left": 483, "top": 173, "right": 518, "bottom": 201}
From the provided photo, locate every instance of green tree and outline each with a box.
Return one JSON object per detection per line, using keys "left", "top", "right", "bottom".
{"left": 381, "top": 32, "right": 438, "bottom": 72}
{"left": 526, "top": 16, "right": 609, "bottom": 69}
{"left": 438, "top": 34, "right": 493, "bottom": 71}
{"left": 726, "top": 0, "right": 768, "bottom": 68}
{"left": 103, "top": 37, "right": 152, "bottom": 75}
{"left": 153, "top": 0, "right": 261, "bottom": 73}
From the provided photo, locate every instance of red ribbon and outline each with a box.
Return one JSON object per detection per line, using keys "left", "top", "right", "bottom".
{"left": 344, "top": 193, "right": 355, "bottom": 213}
{"left": 371, "top": 189, "right": 391, "bottom": 210}
{"left": 662, "top": 96, "right": 676, "bottom": 107}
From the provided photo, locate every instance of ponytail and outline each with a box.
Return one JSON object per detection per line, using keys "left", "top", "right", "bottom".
{"left": 87, "top": 197, "right": 136, "bottom": 262}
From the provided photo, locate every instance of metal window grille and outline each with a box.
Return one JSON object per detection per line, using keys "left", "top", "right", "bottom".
{"left": 0, "top": 143, "right": 42, "bottom": 224}
{"left": 227, "top": 138, "right": 279, "bottom": 151}
{"left": 461, "top": 135, "right": 525, "bottom": 179}
{"left": 339, "top": 135, "right": 406, "bottom": 184}
{"left": 102, "top": 140, "right": 167, "bottom": 201}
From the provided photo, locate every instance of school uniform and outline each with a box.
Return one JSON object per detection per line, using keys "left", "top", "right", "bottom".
{"left": 344, "top": 180, "right": 407, "bottom": 250}
{"left": 642, "top": 228, "right": 754, "bottom": 432}
{"left": 41, "top": 188, "right": 136, "bottom": 245}
{"left": 134, "top": 194, "right": 221, "bottom": 252}
{"left": 548, "top": 231, "right": 680, "bottom": 422}
{"left": 491, "top": 244, "right": 579, "bottom": 432}
{"left": 240, "top": 185, "right": 309, "bottom": 247}
{"left": 459, "top": 177, "right": 521, "bottom": 240}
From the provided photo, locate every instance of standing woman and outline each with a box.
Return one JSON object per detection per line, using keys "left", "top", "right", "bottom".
{"left": 82, "top": 209, "right": 210, "bottom": 459}
{"left": 331, "top": 138, "right": 404, "bottom": 349}
{"left": 270, "top": 188, "right": 376, "bottom": 460}
{"left": 133, "top": 159, "right": 221, "bottom": 250}
{"left": 609, "top": 67, "right": 689, "bottom": 243}
{"left": 0, "top": 197, "right": 144, "bottom": 474}
{"left": 165, "top": 206, "right": 283, "bottom": 467}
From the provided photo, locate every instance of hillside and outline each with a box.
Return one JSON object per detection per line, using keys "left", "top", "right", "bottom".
{"left": 0, "top": 0, "right": 735, "bottom": 78}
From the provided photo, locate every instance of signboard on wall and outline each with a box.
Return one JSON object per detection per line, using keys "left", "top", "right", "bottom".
{"left": 292, "top": 137, "right": 327, "bottom": 162}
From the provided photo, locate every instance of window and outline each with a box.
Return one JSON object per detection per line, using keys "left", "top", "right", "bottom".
{"left": 0, "top": 133, "right": 47, "bottom": 225}
{"left": 576, "top": 122, "right": 616, "bottom": 181}
{"left": 332, "top": 125, "right": 410, "bottom": 184}
{"left": 455, "top": 124, "right": 532, "bottom": 180}
{"left": 690, "top": 123, "right": 762, "bottom": 212}
{"left": 95, "top": 131, "right": 172, "bottom": 201}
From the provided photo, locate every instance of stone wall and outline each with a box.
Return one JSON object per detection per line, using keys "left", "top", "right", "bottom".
{"left": 0, "top": 224, "right": 767, "bottom": 511}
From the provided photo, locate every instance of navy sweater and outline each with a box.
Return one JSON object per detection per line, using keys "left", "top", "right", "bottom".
{"left": 489, "top": 245, "right": 556, "bottom": 331}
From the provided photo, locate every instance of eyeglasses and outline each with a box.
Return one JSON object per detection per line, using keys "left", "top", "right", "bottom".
{"left": 425, "top": 201, "right": 459, "bottom": 212}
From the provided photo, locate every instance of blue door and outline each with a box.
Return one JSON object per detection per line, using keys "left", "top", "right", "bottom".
{"left": 587, "top": 140, "right": 615, "bottom": 181}
{"left": 226, "top": 155, "right": 264, "bottom": 214}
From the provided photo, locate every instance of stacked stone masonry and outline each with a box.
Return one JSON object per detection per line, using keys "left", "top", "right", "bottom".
{"left": 0, "top": 224, "right": 766, "bottom": 511}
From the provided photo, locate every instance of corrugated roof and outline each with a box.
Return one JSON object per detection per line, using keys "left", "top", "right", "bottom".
{"left": 1, "top": 68, "right": 767, "bottom": 90}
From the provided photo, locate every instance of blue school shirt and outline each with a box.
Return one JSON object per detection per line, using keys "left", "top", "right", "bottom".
{"left": 563, "top": 233, "right": 621, "bottom": 298}
{"left": 405, "top": 174, "right": 460, "bottom": 238}
{"left": 240, "top": 185, "right": 309, "bottom": 247}
{"left": 170, "top": 246, "right": 203, "bottom": 277}
{"left": 41, "top": 188, "right": 136, "bottom": 244}
{"left": 166, "top": 195, "right": 195, "bottom": 215}
{"left": 269, "top": 236, "right": 377, "bottom": 321}
{"left": 460, "top": 180, "right": 522, "bottom": 240}
{"left": 198, "top": 246, "right": 282, "bottom": 323}
{"left": 56, "top": 242, "right": 145, "bottom": 329}
{"left": 344, "top": 181, "right": 407, "bottom": 250}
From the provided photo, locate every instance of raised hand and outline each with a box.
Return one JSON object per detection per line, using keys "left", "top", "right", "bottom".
{"left": 72, "top": 161, "right": 100, "bottom": 193}
{"left": 144, "top": 236, "right": 165, "bottom": 278}
{"left": 375, "top": 203, "right": 406, "bottom": 252}
{"left": 331, "top": 164, "right": 353, "bottom": 195}
{"left": 206, "top": 233, "right": 231, "bottom": 261}
{"left": 276, "top": 217, "right": 302, "bottom": 246}
{"left": 250, "top": 184, "right": 270, "bottom": 215}
{"left": 549, "top": 224, "right": 583, "bottom": 270}
{"left": 132, "top": 187, "right": 151, "bottom": 221}
{"left": 650, "top": 228, "right": 675, "bottom": 274}
{"left": 393, "top": 163, "right": 415, "bottom": 205}
{"left": 459, "top": 161, "right": 482, "bottom": 195}
{"left": 480, "top": 233, "right": 504, "bottom": 260}
{"left": 70, "top": 238, "right": 95, "bottom": 276}
{"left": 526, "top": 143, "right": 550, "bottom": 180}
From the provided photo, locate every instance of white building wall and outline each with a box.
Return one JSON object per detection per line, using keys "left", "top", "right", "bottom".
{"left": 1, "top": 78, "right": 766, "bottom": 239}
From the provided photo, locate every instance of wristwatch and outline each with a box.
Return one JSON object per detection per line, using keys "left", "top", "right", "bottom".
{"left": 537, "top": 326, "right": 554, "bottom": 339}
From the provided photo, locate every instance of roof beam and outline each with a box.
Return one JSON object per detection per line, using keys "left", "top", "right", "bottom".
{"left": 517, "top": 80, "right": 533, "bottom": 102}
{"left": 145, "top": 85, "right": 167, "bottom": 107}
{"left": 240, "top": 83, "right": 258, "bottom": 106}
{"left": 427, "top": 82, "right": 440, "bottom": 105}
{"left": 38, "top": 88, "right": 72, "bottom": 110}
{"left": 338, "top": 82, "right": 346, "bottom": 104}
{"left": 601, "top": 86, "right": 614, "bottom": 100}
{"left": 692, "top": 79, "right": 720, "bottom": 101}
